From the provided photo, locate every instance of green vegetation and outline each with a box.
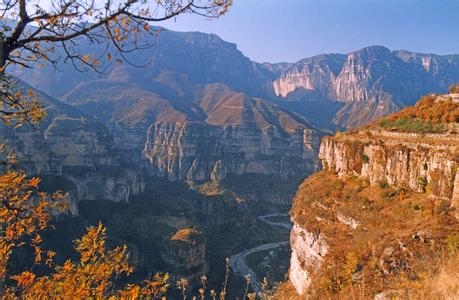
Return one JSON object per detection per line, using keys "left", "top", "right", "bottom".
{"left": 360, "top": 154, "right": 370, "bottom": 163}
{"left": 377, "top": 95, "right": 459, "bottom": 133}
{"left": 380, "top": 117, "right": 445, "bottom": 133}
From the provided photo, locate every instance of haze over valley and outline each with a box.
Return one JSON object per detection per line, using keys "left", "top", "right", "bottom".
{"left": 1, "top": 1, "right": 458, "bottom": 299}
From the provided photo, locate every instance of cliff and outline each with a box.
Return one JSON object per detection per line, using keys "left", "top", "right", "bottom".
{"left": 319, "top": 130, "right": 458, "bottom": 199}
{"left": 144, "top": 121, "right": 318, "bottom": 182}
{"left": 0, "top": 83, "right": 144, "bottom": 211}
{"left": 63, "top": 78, "right": 321, "bottom": 183}
{"left": 273, "top": 46, "right": 459, "bottom": 128}
{"left": 282, "top": 96, "right": 458, "bottom": 298}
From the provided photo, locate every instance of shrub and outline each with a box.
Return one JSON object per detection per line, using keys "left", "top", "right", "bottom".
{"left": 360, "top": 154, "right": 370, "bottom": 164}
{"left": 377, "top": 95, "right": 459, "bottom": 133}
{"left": 378, "top": 180, "right": 390, "bottom": 189}
{"left": 417, "top": 177, "right": 428, "bottom": 193}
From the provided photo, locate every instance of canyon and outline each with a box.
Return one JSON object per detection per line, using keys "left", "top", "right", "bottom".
{"left": 4, "top": 26, "right": 459, "bottom": 297}
{"left": 279, "top": 95, "right": 459, "bottom": 298}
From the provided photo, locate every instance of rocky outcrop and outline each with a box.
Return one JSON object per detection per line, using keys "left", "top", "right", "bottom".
{"left": 289, "top": 223, "right": 328, "bottom": 295}
{"left": 453, "top": 166, "right": 459, "bottom": 218}
{"left": 144, "top": 121, "right": 319, "bottom": 182}
{"left": 286, "top": 122, "right": 458, "bottom": 296}
{"left": 273, "top": 46, "right": 459, "bottom": 128}
{"left": 62, "top": 77, "right": 321, "bottom": 183}
{"left": 319, "top": 130, "right": 458, "bottom": 199}
{"left": 0, "top": 84, "right": 144, "bottom": 210}
{"left": 273, "top": 54, "right": 346, "bottom": 99}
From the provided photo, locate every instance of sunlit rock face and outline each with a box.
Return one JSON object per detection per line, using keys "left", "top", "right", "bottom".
{"left": 287, "top": 125, "right": 458, "bottom": 296}
{"left": 274, "top": 46, "right": 459, "bottom": 128}
{"left": 289, "top": 223, "right": 328, "bottom": 295}
{"left": 144, "top": 121, "right": 319, "bottom": 182}
{"left": 319, "top": 131, "right": 458, "bottom": 199}
{"left": 59, "top": 67, "right": 322, "bottom": 183}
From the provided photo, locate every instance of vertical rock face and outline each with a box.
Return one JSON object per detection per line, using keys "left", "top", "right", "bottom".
{"left": 453, "top": 166, "right": 459, "bottom": 218}
{"left": 273, "top": 46, "right": 459, "bottom": 128}
{"left": 319, "top": 131, "right": 458, "bottom": 199}
{"left": 144, "top": 120, "right": 320, "bottom": 182}
{"left": 0, "top": 83, "right": 144, "bottom": 209}
{"left": 273, "top": 54, "right": 346, "bottom": 98}
{"left": 287, "top": 121, "right": 458, "bottom": 296}
{"left": 289, "top": 224, "right": 328, "bottom": 295}
{"left": 61, "top": 76, "right": 322, "bottom": 183}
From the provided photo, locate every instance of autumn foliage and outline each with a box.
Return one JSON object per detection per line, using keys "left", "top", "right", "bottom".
{"left": 378, "top": 95, "right": 459, "bottom": 133}
{"left": 0, "top": 152, "right": 169, "bottom": 298}
{"left": 4, "top": 223, "right": 169, "bottom": 298}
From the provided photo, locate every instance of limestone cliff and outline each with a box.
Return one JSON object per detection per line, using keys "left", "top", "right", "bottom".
{"left": 285, "top": 131, "right": 458, "bottom": 296}
{"left": 63, "top": 77, "right": 321, "bottom": 183}
{"left": 319, "top": 130, "right": 458, "bottom": 199}
{"left": 144, "top": 121, "right": 319, "bottom": 182}
{"left": 284, "top": 98, "right": 458, "bottom": 297}
{"left": 273, "top": 46, "right": 459, "bottom": 128}
{"left": 0, "top": 83, "right": 144, "bottom": 210}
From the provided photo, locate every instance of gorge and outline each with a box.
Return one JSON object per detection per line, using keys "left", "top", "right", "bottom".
{"left": 4, "top": 26, "right": 459, "bottom": 298}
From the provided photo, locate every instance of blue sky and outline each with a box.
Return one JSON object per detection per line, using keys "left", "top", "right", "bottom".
{"left": 159, "top": 0, "right": 459, "bottom": 63}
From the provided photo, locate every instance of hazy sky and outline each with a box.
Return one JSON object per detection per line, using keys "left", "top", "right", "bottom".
{"left": 159, "top": 0, "right": 459, "bottom": 63}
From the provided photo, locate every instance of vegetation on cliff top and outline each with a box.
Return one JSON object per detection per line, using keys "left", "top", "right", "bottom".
{"left": 285, "top": 171, "right": 459, "bottom": 299}
{"left": 377, "top": 93, "right": 459, "bottom": 133}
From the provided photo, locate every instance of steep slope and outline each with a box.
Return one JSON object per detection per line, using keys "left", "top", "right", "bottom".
{"left": 144, "top": 84, "right": 320, "bottom": 181}
{"left": 13, "top": 28, "right": 278, "bottom": 99}
{"left": 62, "top": 70, "right": 321, "bottom": 182}
{"left": 273, "top": 46, "right": 459, "bottom": 128}
{"left": 0, "top": 80, "right": 144, "bottom": 210}
{"left": 13, "top": 25, "right": 459, "bottom": 131}
{"left": 277, "top": 93, "right": 459, "bottom": 298}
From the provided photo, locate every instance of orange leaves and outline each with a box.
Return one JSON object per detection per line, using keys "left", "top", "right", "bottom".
{"left": 0, "top": 77, "right": 46, "bottom": 125}
{"left": 4, "top": 221, "right": 168, "bottom": 298}
{"left": 0, "top": 167, "right": 68, "bottom": 281}
{"left": 82, "top": 54, "right": 91, "bottom": 63}
{"left": 1, "top": 159, "right": 166, "bottom": 299}
{"left": 11, "top": 271, "right": 35, "bottom": 288}
{"left": 28, "top": 177, "right": 41, "bottom": 188}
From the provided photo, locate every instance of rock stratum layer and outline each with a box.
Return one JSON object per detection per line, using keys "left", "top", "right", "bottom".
{"left": 62, "top": 70, "right": 321, "bottom": 182}
{"left": 283, "top": 127, "right": 458, "bottom": 297}
{"left": 319, "top": 130, "right": 458, "bottom": 199}
{"left": 144, "top": 117, "right": 319, "bottom": 182}
{"left": 273, "top": 46, "right": 459, "bottom": 128}
{"left": 0, "top": 81, "right": 144, "bottom": 211}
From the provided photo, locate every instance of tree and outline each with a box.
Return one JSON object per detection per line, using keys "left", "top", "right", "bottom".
{"left": 0, "top": 0, "right": 232, "bottom": 124}
{"left": 0, "top": 0, "right": 232, "bottom": 297}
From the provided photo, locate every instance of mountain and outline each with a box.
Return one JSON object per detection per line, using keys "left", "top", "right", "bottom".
{"left": 273, "top": 46, "right": 459, "bottom": 128}
{"left": 13, "top": 28, "right": 279, "bottom": 100}
{"left": 61, "top": 65, "right": 320, "bottom": 182}
{"left": 13, "top": 28, "right": 459, "bottom": 131}
{"left": 0, "top": 80, "right": 144, "bottom": 212}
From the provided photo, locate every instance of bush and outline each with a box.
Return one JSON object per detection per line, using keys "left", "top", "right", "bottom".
{"left": 378, "top": 180, "right": 390, "bottom": 189}
{"left": 417, "top": 177, "right": 428, "bottom": 193}
{"left": 377, "top": 95, "right": 459, "bottom": 133}
{"left": 360, "top": 154, "right": 370, "bottom": 164}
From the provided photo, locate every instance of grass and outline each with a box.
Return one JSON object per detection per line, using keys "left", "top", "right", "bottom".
{"left": 374, "top": 94, "right": 459, "bottom": 133}
{"left": 379, "top": 117, "right": 445, "bottom": 133}
{"left": 286, "top": 171, "right": 459, "bottom": 299}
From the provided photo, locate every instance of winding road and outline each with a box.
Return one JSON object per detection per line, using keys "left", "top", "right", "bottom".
{"left": 229, "top": 214, "right": 292, "bottom": 292}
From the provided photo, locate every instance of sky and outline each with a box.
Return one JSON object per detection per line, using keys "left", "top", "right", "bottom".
{"left": 158, "top": 0, "right": 459, "bottom": 63}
